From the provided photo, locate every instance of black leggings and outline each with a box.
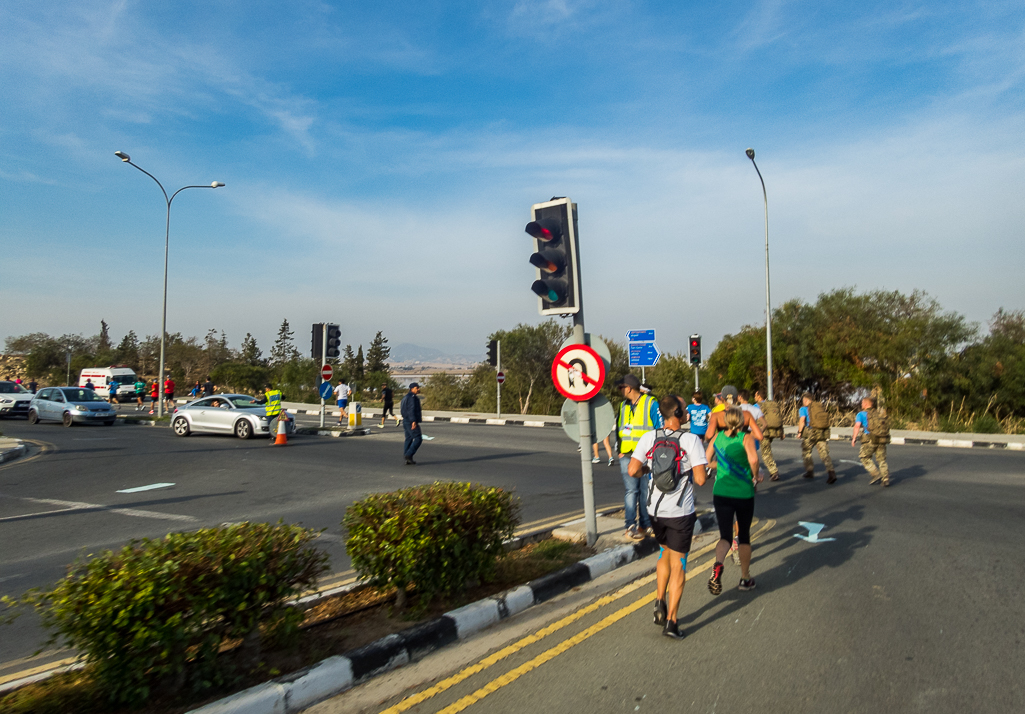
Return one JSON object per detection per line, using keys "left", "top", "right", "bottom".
{"left": 713, "top": 495, "right": 755, "bottom": 545}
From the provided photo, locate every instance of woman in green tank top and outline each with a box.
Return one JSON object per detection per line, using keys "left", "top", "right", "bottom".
{"left": 705, "top": 407, "right": 762, "bottom": 594}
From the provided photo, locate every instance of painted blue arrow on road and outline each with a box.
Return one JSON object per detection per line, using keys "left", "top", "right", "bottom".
{"left": 628, "top": 341, "right": 661, "bottom": 367}
{"left": 793, "top": 521, "right": 836, "bottom": 543}
{"left": 626, "top": 329, "right": 656, "bottom": 342}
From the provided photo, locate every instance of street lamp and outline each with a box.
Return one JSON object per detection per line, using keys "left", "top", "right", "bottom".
{"left": 746, "top": 148, "right": 773, "bottom": 401}
{"left": 114, "top": 151, "right": 224, "bottom": 417}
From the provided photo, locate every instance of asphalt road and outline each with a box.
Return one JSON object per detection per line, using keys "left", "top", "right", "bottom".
{"left": 356, "top": 442, "right": 1025, "bottom": 714}
{"left": 0, "top": 417, "right": 621, "bottom": 673}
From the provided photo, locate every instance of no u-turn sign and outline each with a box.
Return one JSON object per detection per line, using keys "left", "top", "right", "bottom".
{"left": 552, "top": 344, "right": 605, "bottom": 401}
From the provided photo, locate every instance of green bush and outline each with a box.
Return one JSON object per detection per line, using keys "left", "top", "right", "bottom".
{"left": 344, "top": 482, "right": 519, "bottom": 611}
{"left": 8, "top": 522, "right": 329, "bottom": 707}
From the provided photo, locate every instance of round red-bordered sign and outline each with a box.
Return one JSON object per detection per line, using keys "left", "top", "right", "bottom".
{"left": 321, "top": 364, "right": 334, "bottom": 381}
{"left": 552, "top": 344, "right": 605, "bottom": 401}
{"left": 496, "top": 371, "right": 505, "bottom": 384}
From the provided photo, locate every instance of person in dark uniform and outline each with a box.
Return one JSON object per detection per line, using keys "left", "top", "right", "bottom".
{"left": 400, "top": 383, "right": 423, "bottom": 465}
{"left": 379, "top": 382, "right": 399, "bottom": 428}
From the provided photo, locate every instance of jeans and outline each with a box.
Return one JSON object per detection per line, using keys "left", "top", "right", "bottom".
{"left": 620, "top": 454, "right": 651, "bottom": 530}
{"left": 403, "top": 424, "right": 423, "bottom": 459}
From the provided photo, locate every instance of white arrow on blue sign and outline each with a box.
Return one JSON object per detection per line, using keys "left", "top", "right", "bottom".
{"left": 319, "top": 381, "right": 334, "bottom": 399}
{"left": 629, "top": 341, "right": 661, "bottom": 367}
{"left": 626, "top": 329, "right": 655, "bottom": 342}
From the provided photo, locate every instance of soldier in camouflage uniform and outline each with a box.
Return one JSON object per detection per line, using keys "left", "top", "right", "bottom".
{"left": 754, "top": 389, "right": 783, "bottom": 481}
{"left": 798, "top": 393, "right": 836, "bottom": 483}
{"left": 851, "top": 396, "right": 890, "bottom": 486}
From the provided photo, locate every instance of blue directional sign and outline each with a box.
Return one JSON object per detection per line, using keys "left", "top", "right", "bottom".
{"left": 626, "top": 329, "right": 656, "bottom": 342}
{"left": 629, "top": 341, "right": 661, "bottom": 367}
{"left": 319, "top": 381, "right": 334, "bottom": 399}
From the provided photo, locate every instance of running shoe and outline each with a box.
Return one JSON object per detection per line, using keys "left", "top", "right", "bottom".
{"left": 730, "top": 540, "right": 741, "bottom": 565}
{"left": 591, "top": 457, "right": 601, "bottom": 464}
{"left": 625, "top": 525, "right": 641, "bottom": 540}
{"left": 378, "top": 424, "right": 385, "bottom": 429}
{"left": 662, "top": 620, "right": 685, "bottom": 639}
{"left": 738, "top": 578, "right": 757, "bottom": 591}
{"left": 653, "top": 598, "right": 667, "bottom": 626}
{"left": 608, "top": 458, "right": 615, "bottom": 467}
{"left": 708, "top": 562, "right": 724, "bottom": 595}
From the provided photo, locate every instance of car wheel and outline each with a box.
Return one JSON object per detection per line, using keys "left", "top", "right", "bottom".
{"left": 62, "top": 412, "right": 74, "bottom": 427}
{"left": 27, "top": 410, "right": 39, "bottom": 425}
{"left": 234, "top": 419, "right": 253, "bottom": 440}
{"left": 172, "top": 416, "right": 191, "bottom": 437}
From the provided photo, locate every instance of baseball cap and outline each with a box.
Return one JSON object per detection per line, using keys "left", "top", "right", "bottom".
{"left": 720, "top": 385, "right": 739, "bottom": 402}
{"left": 616, "top": 374, "right": 641, "bottom": 389}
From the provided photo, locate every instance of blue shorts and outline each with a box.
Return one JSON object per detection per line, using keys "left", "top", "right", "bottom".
{"left": 337, "top": 399, "right": 348, "bottom": 408}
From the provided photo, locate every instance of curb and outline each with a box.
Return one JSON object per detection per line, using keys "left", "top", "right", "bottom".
{"left": 0, "top": 440, "right": 27, "bottom": 464}
{"left": 185, "top": 516, "right": 718, "bottom": 714}
{"left": 821, "top": 433, "right": 1025, "bottom": 450}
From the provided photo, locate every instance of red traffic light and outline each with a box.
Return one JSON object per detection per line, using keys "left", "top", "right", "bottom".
{"left": 525, "top": 219, "right": 561, "bottom": 243}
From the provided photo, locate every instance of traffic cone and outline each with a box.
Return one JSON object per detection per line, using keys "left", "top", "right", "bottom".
{"left": 273, "top": 412, "right": 288, "bottom": 446}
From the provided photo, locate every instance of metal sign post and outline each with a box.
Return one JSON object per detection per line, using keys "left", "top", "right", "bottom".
{"left": 319, "top": 323, "right": 327, "bottom": 428}
{"left": 497, "top": 340, "right": 501, "bottom": 419}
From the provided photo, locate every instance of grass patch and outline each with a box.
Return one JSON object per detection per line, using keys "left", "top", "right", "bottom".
{"left": 0, "top": 537, "right": 592, "bottom": 714}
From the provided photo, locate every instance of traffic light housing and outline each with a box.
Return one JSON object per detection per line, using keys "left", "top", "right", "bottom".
{"left": 311, "top": 323, "right": 324, "bottom": 359}
{"left": 487, "top": 339, "right": 498, "bottom": 366}
{"left": 689, "top": 334, "right": 702, "bottom": 366}
{"left": 525, "top": 197, "right": 580, "bottom": 316}
{"left": 325, "top": 324, "right": 341, "bottom": 360}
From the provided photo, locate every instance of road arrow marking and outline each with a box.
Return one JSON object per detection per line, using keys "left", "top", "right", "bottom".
{"left": 117, "top": 483, "right": 175, "bottom": 493}
{"left": 793, "top": 521, "right": 836, "bottom": 543}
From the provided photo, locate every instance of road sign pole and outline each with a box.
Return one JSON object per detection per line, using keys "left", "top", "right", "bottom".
{"left": 694, "top": 365, "right": 699, "bottom": 392}
{"left": 641, "top": 365, "right": 645, "bottom": 383}
{"left": 497, "top": 340, "right": 501, "bottom": 419}
{"left": 320, "top": 323, "right": 327, "bottom": 428}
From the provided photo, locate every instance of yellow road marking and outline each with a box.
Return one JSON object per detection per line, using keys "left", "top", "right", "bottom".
{"left": 0, "top": 656, "right": 78, "bottom": 687}
{"left": 0, "top": 438, "right": 53, "bottom": 472}
{"left": 383, "top": 518, "right": 776, "bottom": 714}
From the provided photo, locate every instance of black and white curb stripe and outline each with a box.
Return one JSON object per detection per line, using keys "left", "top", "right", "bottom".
{"left": 187, "top": 535, "right": 679, "bottom": 714}
{"left": 822, "top": 433, "right": 1025, "bottom": 450}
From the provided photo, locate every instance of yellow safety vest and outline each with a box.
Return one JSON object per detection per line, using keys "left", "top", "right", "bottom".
{"left": 618, "top": 394, "right": 657, "bottom": 453}
{"left": 265, "top": 389, "right": 282, "bottom": 417}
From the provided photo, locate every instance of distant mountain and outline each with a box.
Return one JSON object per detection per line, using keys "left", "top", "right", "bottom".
{"left": 388, "top": 343, "right": 480, "bottom": 366}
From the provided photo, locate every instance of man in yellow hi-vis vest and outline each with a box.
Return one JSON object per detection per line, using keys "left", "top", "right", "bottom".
{"left": 260, "top": 382, "right": 283, "bottom": 439}
{"left": 617, "top": 373, "right": 663, "bottom": 540}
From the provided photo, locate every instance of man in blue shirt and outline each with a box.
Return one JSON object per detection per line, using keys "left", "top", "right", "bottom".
{"left": 851, "top": 396, "right": 890, "bottom": 486}
{"left": 686, "top": 392, "right": 712, "bottom": 442}
{"left": 797, "top": 393, "right": 836, "bottom": 483}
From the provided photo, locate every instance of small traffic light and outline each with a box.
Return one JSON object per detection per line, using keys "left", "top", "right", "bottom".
{"left": 326, "top": 324, "right": 341, "bottom": 360}
{"left": 487, "top": 339, "right": 498, "bottom": 367}
{"left": 311, "top": 323, "right": 324, "bottom": 359}
{"left": 689, "top": 334, "right": 702, "bottom": 366}
{"left": 525, "top": 198, "right": 580, "bottom": 315}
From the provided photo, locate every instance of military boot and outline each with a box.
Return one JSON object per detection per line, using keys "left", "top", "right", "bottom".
{"left": 827, "top": 470, "right": 837, "bottom": 484}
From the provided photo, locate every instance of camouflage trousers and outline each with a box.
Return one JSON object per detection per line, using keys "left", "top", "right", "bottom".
{"left": 802, "top": 431, "right": 834, "bottom": 473}
{"left": 761, "top": 436, "right": 779, "bottom": 477}
{"left": 859, "top": 439, "right": 889, "bottom": 483}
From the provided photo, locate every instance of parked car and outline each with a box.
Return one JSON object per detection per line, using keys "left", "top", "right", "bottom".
{"left": 170, "top": 394, "right": 281, "bottom": 439}
{"left": 0, "top": 381, "right": 34, "bottom": 418}
{"left": 28, "top": 387, "right": 117, "bottom": 426}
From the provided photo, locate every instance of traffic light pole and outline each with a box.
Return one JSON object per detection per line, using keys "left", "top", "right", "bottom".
{"left": 319, "top": 323, "right": 327, "bottom": 428}
{"left": 694, "top": 366, "right": 699, "bottom": 391}
{"left": 496, "top": 340, "right": 501, "bottom": 419}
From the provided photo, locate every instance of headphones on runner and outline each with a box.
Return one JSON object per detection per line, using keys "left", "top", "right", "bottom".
{"left": 669, "top": 394, "right": 684, "bottom": 419}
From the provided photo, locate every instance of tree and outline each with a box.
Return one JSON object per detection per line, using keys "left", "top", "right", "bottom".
{"left": 113, "top": 331, "right": 141, "bottom": 369}
{"left": 97, "top": 320, "right": 113, "bottom": 354}
{"left": 420, "top": 373, "right": 475, "bottom": 410}
{"left": 239, "top": 333, "right": 264, "bottom": 366}
{"left": 365, "top": 332, "right": 391, "bottom": 374}
{"left": 481, "top": 320, "right": 570, "bottom": 415}
{"left": 355, "top": 345, "right": 365, "bottom": 382}
{"left": 270, "top": 320, "right": 300, "bottom": 366}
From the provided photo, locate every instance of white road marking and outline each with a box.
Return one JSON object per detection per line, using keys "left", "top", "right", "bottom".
{"left": 422, "top": 435, "right": 436, "bottom": 441}
{"left": 839, "top": 459, "right": 861, "bottom": 464}
{"left": 116, "top": 483, "right": 174, "bottom": 493}
{"left": 0, "top": 494, "right": 196, "bottom": 523}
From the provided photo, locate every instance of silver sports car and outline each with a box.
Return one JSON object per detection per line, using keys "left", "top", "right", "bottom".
{"left": 171, "top": 394, "right": 274, "bottom": 439}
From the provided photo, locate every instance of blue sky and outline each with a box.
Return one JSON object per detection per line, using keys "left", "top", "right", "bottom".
{"left": 2, "top": 0, "right": 1024, "bottom": 361}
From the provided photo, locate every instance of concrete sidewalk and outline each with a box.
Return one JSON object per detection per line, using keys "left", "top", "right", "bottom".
{"left": 0, "top": 437, "right": 27, "bottom": 464}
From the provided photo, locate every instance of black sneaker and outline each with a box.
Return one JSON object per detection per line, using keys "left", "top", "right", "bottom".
{"left": 738, "top": 578, "right": 756, "bottom": 591}
{"left": 708, "top": 562, "right": 724, "bottom": 596}
{"left": 653, "top": 598, "right": 667, "bottom": 626}
{"left": 662, "top": 620, "right": 685, "bottom": 639}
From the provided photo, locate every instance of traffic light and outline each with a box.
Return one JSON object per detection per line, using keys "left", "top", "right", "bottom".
{"left": 525, "top": 197, "right": 580, "bottom": 316}
{"left": 311, "top": 323, "right": 324, "bottom": 359}
{"left": 487, "top": 339, "right": 498, "bottom": 366}
{"left": 689, "top": 334, "right": 702, "bottom": 366}
{"left": 325, "top": 324, "right": 341, "bottom": 360}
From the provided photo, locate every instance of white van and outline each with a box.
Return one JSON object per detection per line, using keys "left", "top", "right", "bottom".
{"left": 79, "top": 367, "right": 139, "bottom": 398}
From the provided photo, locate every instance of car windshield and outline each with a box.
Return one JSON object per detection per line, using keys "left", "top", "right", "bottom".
{"left": 61, "top": 389, "right": 106, "bottom": 402}
{"left": 0, "top": 383, "right": 30, "bottom": 394}
{"left": 231, "top": 396, "right": 261, "bottom": 408}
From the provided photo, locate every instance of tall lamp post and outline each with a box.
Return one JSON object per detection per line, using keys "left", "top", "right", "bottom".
{"left": 114, "top": 151, "right": 224, "bottom": 417}
{"left": 746, "top": 148, "right": 773, "bottom": 400}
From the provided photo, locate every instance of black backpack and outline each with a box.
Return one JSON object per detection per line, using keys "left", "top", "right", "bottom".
{"left": 645, "top": 429, "right": 690, "bottom": 509}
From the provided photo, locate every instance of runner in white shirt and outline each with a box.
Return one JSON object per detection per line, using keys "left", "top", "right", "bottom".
{"left": 333, "top": 380, "right": 350, "bottom": 424}
{"left": 629, "top": 394, "right": 708, "bottom": 640}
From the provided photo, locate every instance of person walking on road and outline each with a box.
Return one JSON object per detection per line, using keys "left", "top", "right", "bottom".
{"left": 616, "top": 373, "right": 663, "bottom": 540}
{"left": 149, "top": 380, "right": 159, "bottom": 414}
{"left": 629, "top": 394, "right": 708, "bottom": 639}
{"left": 686, "top": 392, "right": 712, "bottom": 442}
{"left": 334, "top": 379, "right": 350, "bottom": 425}
{"left": 163, "top": 376, "right": 176, "bottom": 413}
{"left": 798, "top": 392, "right": 836, "bottom": 483}
{"left": 134, "top": 377, "right": 146, "bottom": 411}
{"left": 592, "top": 433, "right": 615, "bottom": 466}
{"left": 753, "top": 389, "right": 783, "bottom": 481}
{"left": 852, "top": 395, "right": 891, "bottom": 486}
{"left": 379, "top": 383, "right": 399, "bottom": 428}
{"left": 400, "top": 383, "right": 423, "bottom": 465}
{"left": 108, "top": 380, "right": 120, "bottom": 409}
{"left": 706, "top": 406, "right": 762, "bottom": 595}
{"left": 202, "top": 376, "right": 215, "bottom": 397}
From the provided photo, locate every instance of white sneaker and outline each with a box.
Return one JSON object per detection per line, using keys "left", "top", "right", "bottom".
{"left": 591, "top": 457, "right": 600, "bottom": 463}
{"left": 378, "top": 424, "right": 384, "bottom": 429}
